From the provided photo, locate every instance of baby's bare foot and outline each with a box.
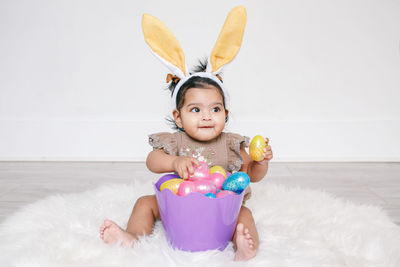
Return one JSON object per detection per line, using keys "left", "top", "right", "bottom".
{"left": 99, "top": 219, "right": 136, "bottom": 247}
{"left": 234, "top": 223, "right": 257, "bottom": 261}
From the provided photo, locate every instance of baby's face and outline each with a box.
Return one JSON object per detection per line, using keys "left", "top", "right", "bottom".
{"left": 173, "top": 86, "right": 228, "bottom": 142}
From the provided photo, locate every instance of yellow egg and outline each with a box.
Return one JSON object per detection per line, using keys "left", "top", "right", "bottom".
{"left": 160, "top": 178, "right": 184, "bottom": 195}
{"left": 209, "top": 165, "right": 227, "bottom": 178}
{"left": 249, "top": 135, "right": 266, "bottom": 162}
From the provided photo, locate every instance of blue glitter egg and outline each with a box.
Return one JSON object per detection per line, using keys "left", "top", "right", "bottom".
{"left": 205, "top": 193, "right": 216, "bottom": 198}
{"left": 222, "top": 172, "right": 250, "bottom": 194}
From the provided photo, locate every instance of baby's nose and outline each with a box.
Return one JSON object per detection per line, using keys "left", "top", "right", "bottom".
{"left": 201, "top": 111, "right": 212, "bottom": 120}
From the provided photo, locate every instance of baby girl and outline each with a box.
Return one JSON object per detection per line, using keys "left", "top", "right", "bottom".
{"left": 100, "top": 6, "right": 273, "bottom": 261}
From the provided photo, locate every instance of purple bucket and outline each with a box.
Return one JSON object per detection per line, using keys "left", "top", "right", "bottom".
{"left": 154, "top": 174, "right": 245, "bottom": 252}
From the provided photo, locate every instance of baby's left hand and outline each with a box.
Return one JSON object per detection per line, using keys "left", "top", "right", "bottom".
{"left": 259, "top": 138, "right": 273, "bottom": 163}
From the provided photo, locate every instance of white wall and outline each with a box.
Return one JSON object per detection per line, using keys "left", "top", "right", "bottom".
{"left": 1, "top": 0, "right": 399, "bottom": 161}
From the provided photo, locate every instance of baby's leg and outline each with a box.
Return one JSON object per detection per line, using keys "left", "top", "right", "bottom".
{"left": 126, "top": 195, "right": 160, "bottom": 236}
{"left": 100, "top": 195, "right": 160, "bottom": 247}
{"left": 232, "top": 206, "right": 259, "bottom": 261}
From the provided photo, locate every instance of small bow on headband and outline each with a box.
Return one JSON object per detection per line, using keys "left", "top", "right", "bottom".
{"left": 166, "top": 73, "right": 223, "bottom": 84}
{"left": 166, "top": 74, "right": 181, "bottom": 83}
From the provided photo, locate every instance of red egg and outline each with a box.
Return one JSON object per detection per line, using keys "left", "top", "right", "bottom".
{"left": 194, "top": 180, "right": 217, "bottom": 195}
{"left": 207, "top": 173, "right": 226, "bottom": 190}
{"left": 177, "top": 181, "right": 197, "bottom": 197}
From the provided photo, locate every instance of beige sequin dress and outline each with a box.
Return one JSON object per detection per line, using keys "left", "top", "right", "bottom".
{"left": 149, "top": 131, "right": 252, "bottom": 202}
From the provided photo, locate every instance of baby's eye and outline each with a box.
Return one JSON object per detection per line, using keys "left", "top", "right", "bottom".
{"left": 190, "top": 107, "right": 200, "bottom": 113}
{"left": 212, "top": 107, "right": 221, "bottom": 112}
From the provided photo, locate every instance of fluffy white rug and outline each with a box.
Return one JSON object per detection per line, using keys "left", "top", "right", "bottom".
{"left": 1, "top": 181, "right": 400, "bottom": 267}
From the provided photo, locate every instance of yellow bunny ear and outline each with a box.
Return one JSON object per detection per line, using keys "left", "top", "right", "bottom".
{"left": 209, "top": 6, "right": 247, "bottom": 74}
{"left": 142, "top": 13, "right": 187, "bottom": 77}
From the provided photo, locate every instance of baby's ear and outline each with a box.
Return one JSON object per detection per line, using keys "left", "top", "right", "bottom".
{"left": 172, "top": 109, "right": 183, "bottom": 128}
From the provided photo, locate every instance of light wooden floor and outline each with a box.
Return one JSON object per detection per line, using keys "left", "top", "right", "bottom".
{"left": 0, "top": 162, "right": 399, "bottom": 224}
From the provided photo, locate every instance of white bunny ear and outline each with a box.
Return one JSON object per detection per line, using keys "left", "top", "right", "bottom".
{"left": 207, "top": 6, "right": 247, "bottom": 74}
{"left": 142, "top": 13, "right": 187, "bottom": 78}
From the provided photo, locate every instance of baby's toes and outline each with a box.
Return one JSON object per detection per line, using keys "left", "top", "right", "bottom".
{"left": 236, "top": 223, "right": 244, "bottom": 233}
{"left": 248, "top": 239, "right": 254, "bottom": 247}
{"left": 101, "top": 225, "right": 107, "bottom": 234}
{"left": 245, "top": 231, "right": 252, "bottom": 240}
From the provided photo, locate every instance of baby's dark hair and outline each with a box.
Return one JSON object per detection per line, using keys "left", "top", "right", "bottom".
{"left": 166, "top": 58, "right": 229, "bottom": 131}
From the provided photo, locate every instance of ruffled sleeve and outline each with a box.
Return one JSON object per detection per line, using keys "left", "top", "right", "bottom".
{"left": 148, "top": 132, "right": 178, "bottom": 156}
{"left": 226, "top": 133, "right": 250, "bottom": 172}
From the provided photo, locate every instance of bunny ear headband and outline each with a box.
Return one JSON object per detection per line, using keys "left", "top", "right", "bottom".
{"left": 142, "top": 6, "right": 247, "bottom": 110}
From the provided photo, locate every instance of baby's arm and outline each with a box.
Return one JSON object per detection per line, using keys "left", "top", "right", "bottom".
{"left": 239, "top": 138, "right": 273, "bottom": 182}
{"left": 146, "top": 149, "right": 200, "bottom": 179}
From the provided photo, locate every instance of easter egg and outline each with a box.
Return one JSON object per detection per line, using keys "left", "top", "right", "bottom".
{"left": 160, "top": 178, "right": 184, "bottom": 195}
{"left": 205, "top": 193, "right": 216, "bottom": 198}
{"left": 222, "top": 172, "right": 250, "bottom": 194}
{"left": 249, "top": 135, "right": 266, "bottom": 162}
{"left": 216, "top": 190, "right": 236, "bottom": 198}
{"left": 194, "top": 180, "right": 217, "bottom": 195}
{"left": 177, "top": 181, "right": 197, "bottom": 197}
{"left": 209, "top": 165, "right": 227, "bottom": 178}
{"left": 207, "top": 172, "right": 226, "bottom": 190}
{"left": 189, "top": 161, "right": 210, "bottom": 181}
{"left": 156, "top": 173, "right": 180, "bottom": 190}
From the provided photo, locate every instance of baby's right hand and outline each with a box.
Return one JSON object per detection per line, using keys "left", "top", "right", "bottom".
{"left": 172, "top": 157, "right": 200, "bottom": 179}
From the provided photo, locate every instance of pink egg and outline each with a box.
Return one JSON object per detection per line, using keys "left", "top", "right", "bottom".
{"left": 207, "top": 173, "right": 226, "bottom": 190}
{"left": 216, "top": 190, "right": 236, "bottom": 198}
{"left": 194, "top": 180, "right": 217, "bottom": 195}
{"left": 189, "top": 161, "right": 210, "bottom": 181}
{"left": 177, "top": 181, "right": 197, "bottom": 197}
